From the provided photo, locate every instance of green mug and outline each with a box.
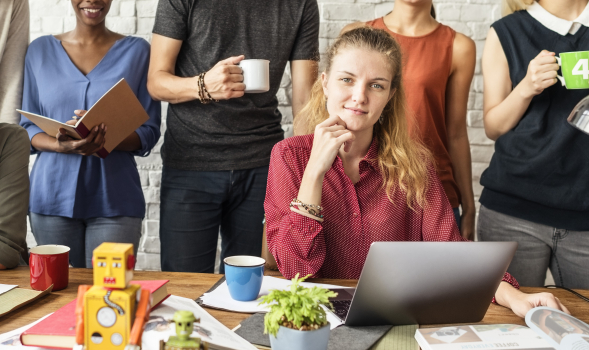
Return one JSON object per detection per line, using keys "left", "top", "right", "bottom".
{"left": 556, "top": 51, "right": 589, "bottom": 89}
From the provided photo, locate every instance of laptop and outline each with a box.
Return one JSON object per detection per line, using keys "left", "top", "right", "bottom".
{"left": 327, "top": 241, "right": 517, "bottom": 326}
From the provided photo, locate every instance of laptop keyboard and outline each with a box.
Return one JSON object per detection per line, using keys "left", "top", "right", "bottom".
{"left": 331, "top": 300, "right": 352, "bottom": 320}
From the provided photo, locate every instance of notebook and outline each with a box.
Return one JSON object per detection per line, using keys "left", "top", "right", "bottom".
{"left": 17, "top": 78, "right": 149, "bottom": 158}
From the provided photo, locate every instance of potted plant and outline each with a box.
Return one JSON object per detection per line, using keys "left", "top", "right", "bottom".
{"left": 258, "top": 273, "right": 337, "bottom": 350}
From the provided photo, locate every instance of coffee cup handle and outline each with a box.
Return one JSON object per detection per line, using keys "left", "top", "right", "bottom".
{"left": 555, "top": 56, "right": 566, "bottom": 86}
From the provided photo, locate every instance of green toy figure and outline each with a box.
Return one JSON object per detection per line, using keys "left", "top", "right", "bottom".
{"left": 159, "top": 311, "right": 208, "bottom": 350}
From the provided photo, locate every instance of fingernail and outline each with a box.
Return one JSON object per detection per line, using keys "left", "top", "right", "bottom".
{"left": 94, "top": 126, "right": 98, "bottom": 131}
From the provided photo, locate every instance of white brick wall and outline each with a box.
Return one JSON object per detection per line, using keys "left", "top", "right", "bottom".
{"left": 26, "top": 0, "right": 500, "bottom": 270}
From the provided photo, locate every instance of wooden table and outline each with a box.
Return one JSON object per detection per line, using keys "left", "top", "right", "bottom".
{"left": 2, "top": 267, "right": 589, "bottom": 335}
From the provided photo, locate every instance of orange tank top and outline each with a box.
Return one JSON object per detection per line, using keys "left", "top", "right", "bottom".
{"left": 366, "top": 17, "right": 461, "bottom": 208}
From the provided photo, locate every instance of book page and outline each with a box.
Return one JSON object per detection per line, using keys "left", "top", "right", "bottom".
{"left": 80, "top": 78, "right": 149, "bottom": 153}
{"left": 415, "top": 324, "right": 554, "bottom": 350}
{"left": 526, "top": 307, "right": 589, "bottom": 350}
{"left": 142, "top": 295, "right": 256, "bottom": 350}
{"left": 16, "top": 110, "right": 80, "bottom": 140}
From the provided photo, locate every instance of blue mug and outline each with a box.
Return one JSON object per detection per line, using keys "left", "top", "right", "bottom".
{"left": 224, "top": 256, "right": 265, "bottom": 301}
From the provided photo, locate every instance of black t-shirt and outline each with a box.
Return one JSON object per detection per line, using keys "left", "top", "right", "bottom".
{"left": 480, "top": 10, "right": 589, "bottom": 230}
{"left": 153, "top": 0, "right": 319, "bottom": 171}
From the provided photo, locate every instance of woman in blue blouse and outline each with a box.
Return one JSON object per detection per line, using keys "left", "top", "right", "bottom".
{"left": 20, "top": 0, "right": 161, "bottom": 268}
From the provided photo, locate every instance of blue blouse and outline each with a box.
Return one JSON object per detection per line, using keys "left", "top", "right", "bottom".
{"left": 20, "top": 35, "right": 161, "bottom": 219}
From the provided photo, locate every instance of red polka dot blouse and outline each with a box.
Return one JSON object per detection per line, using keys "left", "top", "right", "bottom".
{"left": 264, "top": 134, "right": 518, "bottom": 290}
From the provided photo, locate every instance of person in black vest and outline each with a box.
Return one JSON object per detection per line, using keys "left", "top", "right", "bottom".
{"left": 147, "top": 0, "right": 320, "bottom": 273}
{"left": 480, "top": 0, "right": 589, "bottom": 288}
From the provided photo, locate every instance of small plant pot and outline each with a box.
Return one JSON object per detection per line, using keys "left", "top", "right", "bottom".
{"left": 269, "top": 323, "right": 330, "bottom": 350}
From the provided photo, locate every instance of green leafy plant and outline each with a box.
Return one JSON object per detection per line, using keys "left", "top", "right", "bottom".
{"left": 258, "top": 273, "right": 337, "bottom": 336}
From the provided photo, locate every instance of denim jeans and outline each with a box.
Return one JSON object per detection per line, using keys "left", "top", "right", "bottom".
{"left": 29, "top": 213, "right": 142, "bottom": 268}
{"left": 477, "top": 205, "right": 589, "bottom": 288}
{"left": 159, "top": 165, "right": 268, "bottom": 274}
{"left": 453, "top": 207, "right": 461, "bottom": 231}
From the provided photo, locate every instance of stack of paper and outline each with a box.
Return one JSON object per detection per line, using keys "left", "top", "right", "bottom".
{"left": 199, "top": 276, "right": 354, "bottom": 329}
{"left": 0, "top": 284, "right": 17, "bottom": 295}
{"left": 0, "top": 284, "right": 52, "bottom": 317}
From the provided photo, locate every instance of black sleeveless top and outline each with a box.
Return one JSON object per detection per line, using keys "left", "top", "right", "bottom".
{"left": 480, "top": 10, "right": 589, "bottom": 230}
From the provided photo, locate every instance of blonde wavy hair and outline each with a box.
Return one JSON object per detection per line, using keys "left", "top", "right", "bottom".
{"left": 502, "top": 0, "right": 534, "bottom": 16}
{"left": 294, "top": 27, "right": 432, "bottom": 209}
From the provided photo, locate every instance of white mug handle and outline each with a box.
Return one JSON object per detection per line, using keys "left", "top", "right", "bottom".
{"left": 555, "top": 56, "right": 566, "bottom": 86}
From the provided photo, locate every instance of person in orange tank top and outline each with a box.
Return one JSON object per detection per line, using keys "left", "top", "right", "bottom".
{"left": 339, "top": 0, "right": 477, "bottom": 240}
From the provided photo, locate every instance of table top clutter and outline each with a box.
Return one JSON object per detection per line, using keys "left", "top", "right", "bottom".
{"left": 1, "top": 267, "right": 589, "bottom": 342}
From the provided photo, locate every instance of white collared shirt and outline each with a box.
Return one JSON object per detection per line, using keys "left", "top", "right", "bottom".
{"left": 527, "top": 1, "right": 589, "bottom": 35}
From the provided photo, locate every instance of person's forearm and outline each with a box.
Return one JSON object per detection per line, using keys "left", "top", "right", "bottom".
{"left": 447, "top": 134, "right": 475, "bottom": 214}
{"left": 484, "top": 82, "right": 534, "bottom": 140}
{"left": 297, "top": 170, "right": 323, "bottom": 209}
{"left": 31, "top": 133, "right": 60, "bottom": 152}
{"left": 147, "top": 71, "right": 199, "bottom": 104}
{"left": 114, "top": 131, "right": 141, "bottom": 152}
{"left": 495, "top": 281, "right": 524, "bottom": 309}
{"left": 292, "top": 86, "right": 308, "bottom": 122}
{"left": 291, "top": 60, "right": 318, "bottom": 136}
{"left": 297, "top": 167, "right": 324, "bottom": 207}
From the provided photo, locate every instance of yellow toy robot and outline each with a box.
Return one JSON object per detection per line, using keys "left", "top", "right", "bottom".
{"left": 74, "top": 243, "right": 151, "bottom": 350}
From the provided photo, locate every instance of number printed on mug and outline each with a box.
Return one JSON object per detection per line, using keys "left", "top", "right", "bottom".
{"left": 572, "top": 59, "right": 589, "bottom": 80}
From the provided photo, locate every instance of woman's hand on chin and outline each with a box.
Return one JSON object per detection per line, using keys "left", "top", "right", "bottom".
{"left": 495, "top": 282, "right": 570, "bottom": 318}
{"left": 307, "top": 114, "right": 355, "bottom": 177}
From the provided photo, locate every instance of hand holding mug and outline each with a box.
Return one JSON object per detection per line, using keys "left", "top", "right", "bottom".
{"left": 307, "top": 115, "right": 354, "bottom": 176}
{"left": 521, "top": 50, "right": 559, "bottom": 98}
{"left": 203, "top": 55, "right": 246, "bottom": 100}
{"left": 555, "top": 51, "right": 589, "bottom": 89}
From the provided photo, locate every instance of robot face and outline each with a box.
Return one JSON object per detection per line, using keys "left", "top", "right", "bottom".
{"left": 92, "top": 243, "right": 135, "bottom": 289}
{"left": 173, "top": 311, "right": 197, "bottom": 340}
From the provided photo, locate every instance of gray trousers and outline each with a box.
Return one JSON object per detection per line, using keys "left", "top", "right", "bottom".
{"left": 478, "top": 205, "right": 589, "bottom": 289}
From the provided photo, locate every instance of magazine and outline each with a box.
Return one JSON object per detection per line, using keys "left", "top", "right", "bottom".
{"left": 526, "top": 307, "right": 589, "bottom": 350}
{"left": 416, "top": 307, "right": 589, "bottom": 350}
{"left": 142, "top": 295, "right": 256, "bottom": 350}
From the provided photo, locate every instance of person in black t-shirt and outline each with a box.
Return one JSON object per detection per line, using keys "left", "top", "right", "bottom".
{"left": 148, "top": 0, "right": 320, "bottom": 273}
{"left": 479, "top": 0, "right": 589, "bottom": 288}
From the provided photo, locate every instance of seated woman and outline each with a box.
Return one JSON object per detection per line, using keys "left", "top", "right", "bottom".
{"left": 20, "top": 0, "right": 160, "bottom": 268}
{"left": 265, "top": 27, "right": 568, "bottom": 317}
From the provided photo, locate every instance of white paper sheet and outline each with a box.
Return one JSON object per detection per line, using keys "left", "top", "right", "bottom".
{"left": 0, "top": 285, "right": 17, "bottom": 296}
{"left": 0, "top": 313, "right": 51, "bottom": 348}
{"left": 199, "top": 276, "right": 352, "bottom": 329}
{"left": 142, "top": 295, "right": 257, "bottom": 350}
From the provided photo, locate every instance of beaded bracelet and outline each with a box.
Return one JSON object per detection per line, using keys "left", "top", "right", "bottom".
{"left": 197, "top": 72, "right": 218, "bottom": 104}
{"left": 290, "top": 206, "right": 324, "bottom": 223}
{"left": 290, "top": 198, "right": 323, "bottom": 218}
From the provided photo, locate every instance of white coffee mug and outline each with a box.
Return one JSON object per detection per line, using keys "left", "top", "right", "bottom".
{"left": 239, "top": 59, "right": 270, "bottom": 93}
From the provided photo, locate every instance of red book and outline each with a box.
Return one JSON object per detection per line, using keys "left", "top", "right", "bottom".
{"left": 20, "top": 280, "right": 169, "bottom": 349}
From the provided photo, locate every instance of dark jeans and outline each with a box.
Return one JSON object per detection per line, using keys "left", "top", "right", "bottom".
{"left": 453, "top": 207, "right": 461, "bottom": 231}
{"left": 160, "top": 165, "right": 268, "bottom": 273}
{"left": 29, "top": 213, "right": 142, "bottom": 268}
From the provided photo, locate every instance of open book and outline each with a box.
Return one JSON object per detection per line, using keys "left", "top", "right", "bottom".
{"left": 17, "top": 78, "right": 149, "bottom": 158}
{"left": 416, "top": 307, "right": 589, "bottom": 350}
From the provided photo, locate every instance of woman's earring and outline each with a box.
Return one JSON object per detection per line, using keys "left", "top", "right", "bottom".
{"left": 379, "top": 115, "right": 384, "bottom": 124}
{"left": 325, "top": 99, "right": 328, "bottom": 111}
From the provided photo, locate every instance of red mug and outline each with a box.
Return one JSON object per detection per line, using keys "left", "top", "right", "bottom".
{"left": 29, "top": 245, "right": 70, "bottom": 291}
